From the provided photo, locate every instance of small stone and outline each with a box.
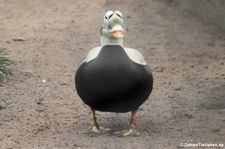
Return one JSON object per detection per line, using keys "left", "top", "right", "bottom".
{"left": 204, "top": 77, "right": 209, "bottom": 80}
{"left": 41, "top": 79, "right": 47, "bottom": 83}
{"left": 212, "top": 128, "right": 220, "bottom": 133}
{"left": 184, "top": 114, "right": 193, "bottom": 119}
{"left": 153, "top": 66, "right": 164, "bottom": 72}
{"left": 0, "top": 100, "right": 7, "bottom": 110}
{"left": 60, "top": 83, "right": 67, "bottom": 86}
{"left": 176, "top": 128, "right": 182, "bottom": 132}
{"left": 174, "top": 87, "right": 181, "bottom": 91}
{"left": 169, "top": 95, "right": 175, "bottom": 99}
{"left": 13, "top": 38, "right": 26, "bottom": 42}
{"left": 190, "top": 65, "right": 194, "bottom": 68}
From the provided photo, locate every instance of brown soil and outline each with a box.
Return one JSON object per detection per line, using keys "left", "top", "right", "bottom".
{"left": 0, "top": 0, "right": 225, "bottom": 148}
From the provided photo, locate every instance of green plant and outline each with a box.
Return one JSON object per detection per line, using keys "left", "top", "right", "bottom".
{"left": 0, "top": 47, "right": 12, "bottom": 78}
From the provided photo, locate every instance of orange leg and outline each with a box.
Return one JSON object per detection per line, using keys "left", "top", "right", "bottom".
{"left": 115, "top": 110, "right": 141, "bottom": 136}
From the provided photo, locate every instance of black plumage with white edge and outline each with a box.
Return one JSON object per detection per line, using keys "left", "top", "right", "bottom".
{"left": 76, "top": 45, "right": 153, "bottom": 112}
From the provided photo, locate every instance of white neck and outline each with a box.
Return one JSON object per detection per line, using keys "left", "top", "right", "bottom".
{"left": 101, "top": 36, "right": 123, "bottom": 47}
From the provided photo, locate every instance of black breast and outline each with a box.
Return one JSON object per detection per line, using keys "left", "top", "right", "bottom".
{"left": 75, "top": 45, "right": 153, "bottom": 112}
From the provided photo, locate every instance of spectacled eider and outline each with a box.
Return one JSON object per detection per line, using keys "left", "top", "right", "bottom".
{"left": 75, "top": 10, "right": 153, "bottom": 136}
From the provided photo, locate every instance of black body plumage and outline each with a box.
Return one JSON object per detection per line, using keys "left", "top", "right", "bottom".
{"left": 75, "top": 45, "right": 153, "bottom": 112}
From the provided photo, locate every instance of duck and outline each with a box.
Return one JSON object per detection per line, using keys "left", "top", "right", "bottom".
{"left": 75, "top": 10, "right": 153, "bottom": 136}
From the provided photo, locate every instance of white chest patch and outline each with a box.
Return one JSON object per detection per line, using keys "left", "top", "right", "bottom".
{"left": 83, "top": 47, "right": 101, "bottom": 63}
{"left": 83, "top": 46, "right": 147, "bottom": 65}
{"left": 124, "top": 47, "right": 147, "bottom": 65}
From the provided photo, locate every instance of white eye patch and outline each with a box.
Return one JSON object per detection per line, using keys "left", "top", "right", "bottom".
{"left": 104, "top": 10, "right": 113, "bottom": 22}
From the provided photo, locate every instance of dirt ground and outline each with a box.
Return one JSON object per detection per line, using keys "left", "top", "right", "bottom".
{"left": 0, "top": 0, "right": 225, "bottom": 148}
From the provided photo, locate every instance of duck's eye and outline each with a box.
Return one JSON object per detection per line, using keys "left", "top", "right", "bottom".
{"left": 104, "top": 11, "right": 113, "bottom": 22}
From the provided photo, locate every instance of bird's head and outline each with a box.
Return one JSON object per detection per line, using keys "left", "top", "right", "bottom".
{"left": 100, "top": 11, "right": 126, "bottom": 46}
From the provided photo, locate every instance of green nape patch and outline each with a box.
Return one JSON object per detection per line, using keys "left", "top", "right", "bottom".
{"left": 108, "top": 19, "right": 124, "bottom": 30}
{"left": 0, "top": 47, "right": 12, "bottom": 79}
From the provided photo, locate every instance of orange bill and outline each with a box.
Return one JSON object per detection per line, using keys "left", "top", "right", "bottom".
{"left": 112, "top": 30, "right": 124, "bottom": 38}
